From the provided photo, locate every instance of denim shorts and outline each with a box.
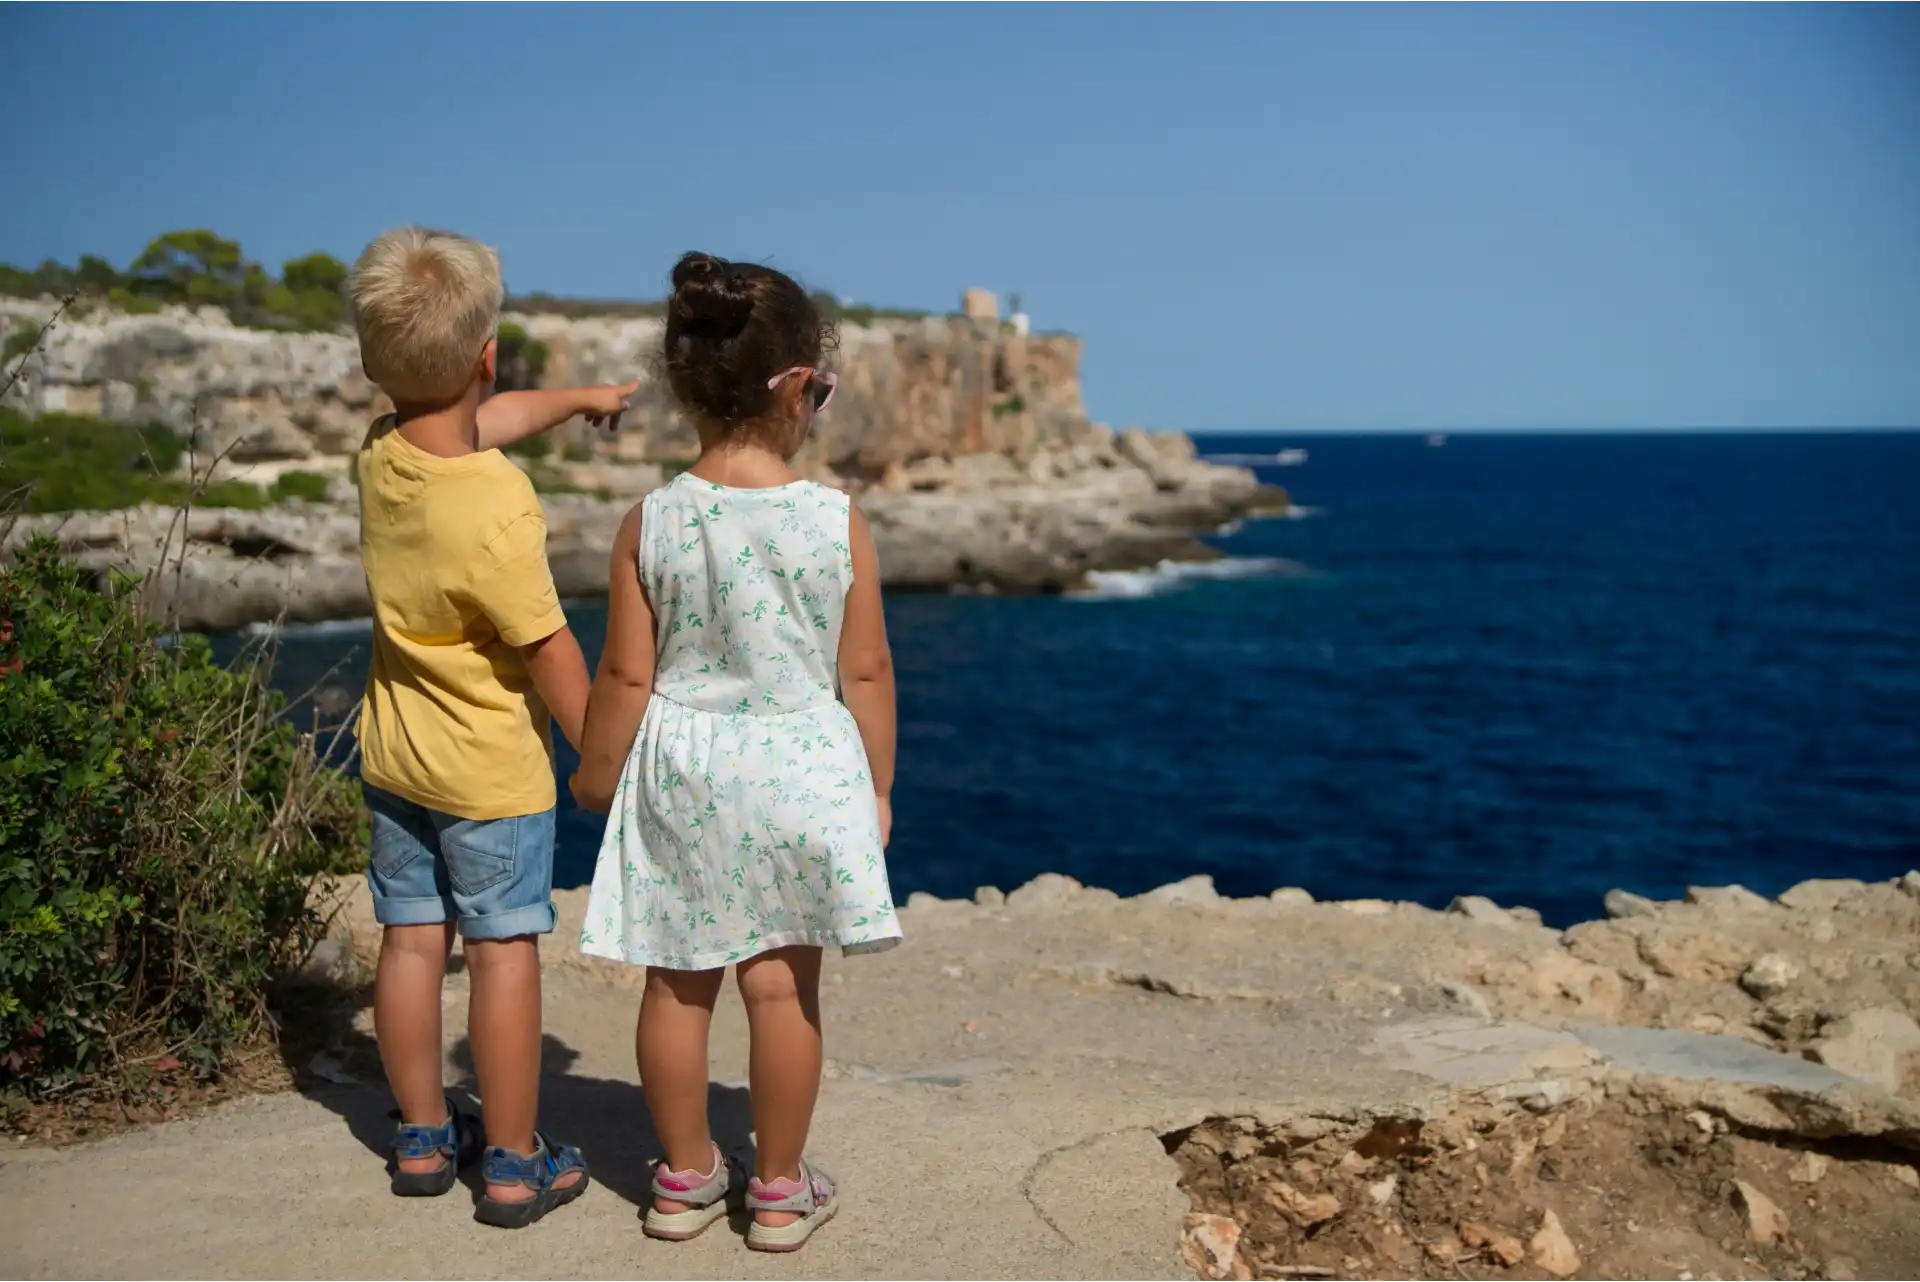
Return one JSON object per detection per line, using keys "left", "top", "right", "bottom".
{"left": 363, "top": 784, "right": 558, "bottom": 940}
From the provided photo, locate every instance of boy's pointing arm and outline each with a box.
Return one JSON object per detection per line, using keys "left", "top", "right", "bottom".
{"left": 477, "top": 380, "right": 640, "bottom": 453}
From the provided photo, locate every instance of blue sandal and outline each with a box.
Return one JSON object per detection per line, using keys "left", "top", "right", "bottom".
{"left": 474, "top": 1132, "right": 590, "bottom": 1229}
{"left": 388, "top": 1095, "right": 482, "bottom": 1197}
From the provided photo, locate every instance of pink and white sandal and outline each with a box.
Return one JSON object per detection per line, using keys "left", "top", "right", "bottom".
{"left": 643, "top": 1144, "right": 741, "bottom": 1241}
{"left": 745, "top": 1160, "right": 838, "bottom": 1252}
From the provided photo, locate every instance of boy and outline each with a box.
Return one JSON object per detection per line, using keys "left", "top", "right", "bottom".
{"left": 347, "top": 225, "right": 634, "bottom": 1228}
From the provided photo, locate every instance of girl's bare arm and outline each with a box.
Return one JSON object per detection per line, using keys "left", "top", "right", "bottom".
{"left": 838, "top": 506, "right": 896, "bottom": 843}
{"left": 569, "top": 505, "right": 655, "bottom": 813}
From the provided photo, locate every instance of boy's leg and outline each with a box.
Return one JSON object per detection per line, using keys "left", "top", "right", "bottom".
{"left": 639, "top": 965, "right": 726, "bottom": 1212}
{"left": 736, "top": 946, "right": 824, "bottom": 1226}
{"left": 439, "top": 806, "right": 579, "bottom": 1204}
{"left": 376, "top": 921, "right": 458, "bottom": 1172}
{"left": 365, "top": 786, "right": 459, "bottom": 1175}
{"left": 465, "top": 934, "right": 561, "bottom": 1202}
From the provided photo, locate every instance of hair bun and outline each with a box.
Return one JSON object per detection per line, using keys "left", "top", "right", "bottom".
{"left": 669, "top": 251, "right": 754, "bottom": 340}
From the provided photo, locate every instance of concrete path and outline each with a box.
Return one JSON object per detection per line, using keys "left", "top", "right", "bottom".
{"left": 3, "top": 885, "right": 1906, "bottom": 1279}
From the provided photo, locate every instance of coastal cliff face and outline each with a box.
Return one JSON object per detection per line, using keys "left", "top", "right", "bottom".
{"left": 1, "top": 297, "right": 1097, "bottom": 474}
{"left": 1, "top": 298, "right": 1283, "bottom": 626}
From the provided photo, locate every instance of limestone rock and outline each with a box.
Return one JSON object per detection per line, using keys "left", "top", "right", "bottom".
{"left": 1180, "top": 1212, "right": 1242, "bottom": 1280}
{"left": 1779, "top": 879, "right": 1867, "bottom": 913}
{"left": 973, "top": 885, "right": 1005, "bottom": 908}
{"left": 1459, "top": 1221, "right": 1526, "bottom": 1267}
{"left": 1005, "top": 873, "right": 1084, "bottom": 911}
{"left": 1528, "top": 1209, "right": 1579, "bottom": 1277}
{"left": 3, "top": 298, "right": 1279, "bottom": 623}
{"left": 292, "top": 937, "right": 349, "bottom": 986}
{"left": 1637, "top": 926, "right": 1749, "bottom": 983}
{"left": 1268, "top": 1182, "right": 1342, "bottom": 1227}
{"left": 1789, "top": 1151, "right": 1830, "bottom": 1184}
{"left": 1900, "top": 870, "right": 1920, "bottom": 898}
{"left": 1337, "top": 899, "right": 1393, "bottom": 916}
{"left": 1824, "top": 1257, "right": 1859, "bottom": 1281}
{"left": 1733, "top": 1179, "right": 1789, "bottom": 1245}
{"left": 1116, "top": 426, "right": 1200, "bottom": 491}
{"left": 1685, "top": 884, "right": 1774, "bottom": 915}
{"left": 1509, "top": 951, "right": 1628, "bottom": 1018}
{"left": 1739, "top": 954, "right": 1802, "bottom": 1000}
{"left": 1603, "top": 888, "right": 1660, "bottom": 919}
{"left": 1447, "top": 895, "right": 1515, "bottom": 928}
{"left": 1142, "top": 874, "right": 1222, "bottom": 907}
{"left": 1269, "top": 887, "right": 1315, "bottom": 909}
{"left": 1438, "top": 980, "right": 1494, "bottom": 1020}
{"left": 1807, "top": 1007, "right": 1920, "bottom": 1094}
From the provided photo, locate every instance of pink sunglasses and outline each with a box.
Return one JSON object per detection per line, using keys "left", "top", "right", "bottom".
{"left": 768, "top": 366, "right": 837, "bottom": 412}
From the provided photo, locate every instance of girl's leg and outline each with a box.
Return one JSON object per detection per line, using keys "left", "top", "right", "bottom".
{"left": 736, "top": 946, "right": 824, "bottom": 1227}
{"left": 639, "top": 965, "right": 727, "bottom": 1213}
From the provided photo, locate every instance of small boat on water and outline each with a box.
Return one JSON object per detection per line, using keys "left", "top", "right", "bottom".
{"left": 1426, "top": 433, "right": 1447, "bottom": 448}
{"left": 1276, "top": 448, "right": 1308, "bottom": 466}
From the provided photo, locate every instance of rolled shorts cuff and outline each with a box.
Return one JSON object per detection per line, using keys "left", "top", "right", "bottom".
{"left": 369, "top": 887, "right": 454, "bottom": 927}
{"left": 458, "top": 900, "right": 558, "bottom": 941}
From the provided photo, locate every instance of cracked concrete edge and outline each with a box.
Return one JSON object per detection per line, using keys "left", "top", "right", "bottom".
{"left": 1023, "top": 1127, "right": 1191, "bottom": 1278}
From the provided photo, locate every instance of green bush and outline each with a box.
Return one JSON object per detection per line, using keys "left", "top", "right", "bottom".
{"left": 495, "top": 322, "right": 549, "bottom": 394}
{"left": 0, "top": 409, "right": 289, "bottom": 513}
{"left": 3, "top": 322, "right": 38, "bottom": 365}
{"left": 0, "top": 540, "right": 364, "bottom": 1099}
{"left": 2, "top": 409, "right": 186, "bottom": 512}
{"left": 1, "top": 232, "right": 958, "bottom": 335}
{"left": 1, "top": 231, "right": 349, "bottom": 333}
{"left": 521, "top": 460, "right": 573, "bottom": 491}
{"left": 268, "top": 470, "right": 331, "bottom": 504}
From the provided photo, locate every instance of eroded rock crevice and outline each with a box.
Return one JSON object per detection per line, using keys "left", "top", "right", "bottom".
{"left": 1168, "top": 1100, "right": 1920, "bottom": 1281}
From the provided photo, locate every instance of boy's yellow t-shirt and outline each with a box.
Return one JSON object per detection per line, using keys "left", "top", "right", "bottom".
{"left": 355, "top": 416, "right": 565, "bottom": 819}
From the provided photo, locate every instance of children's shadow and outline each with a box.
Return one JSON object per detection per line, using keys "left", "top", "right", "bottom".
{"left": 302, "top": 1026, "right": 755, "bottom": 1216}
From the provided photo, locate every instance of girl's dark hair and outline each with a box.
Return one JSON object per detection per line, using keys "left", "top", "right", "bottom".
{"left": 663, "top": 252, "right": 837, "bottom": 430}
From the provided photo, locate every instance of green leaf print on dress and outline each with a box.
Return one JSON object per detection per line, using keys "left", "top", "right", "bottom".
{"left": 581, "top": 475, "right": 901, "bottom": 970}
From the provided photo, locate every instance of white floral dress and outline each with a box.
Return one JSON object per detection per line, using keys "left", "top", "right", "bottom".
{"left": 580, "top": 474, "right": 902, "bottom": 970}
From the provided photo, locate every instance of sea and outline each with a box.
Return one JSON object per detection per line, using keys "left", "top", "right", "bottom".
{"left": 245, "top": 431, "right": 1920, "bottom": 927}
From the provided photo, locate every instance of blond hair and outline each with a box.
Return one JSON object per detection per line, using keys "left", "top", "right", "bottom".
{"left": 349, "top": 226, "right": 504, "bottom": 403}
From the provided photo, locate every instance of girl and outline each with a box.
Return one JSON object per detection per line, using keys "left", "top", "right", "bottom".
{"left": 569, "top": 252, "right": 900, "bottom": 1253}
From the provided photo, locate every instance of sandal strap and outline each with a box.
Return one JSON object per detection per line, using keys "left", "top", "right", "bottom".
{"left": 483, "top": 1131, "right": 587, "bottom": 1190}
{"left": 390, "top": 1095, "right": 470, "bottom": 1161}
{"left": 747, "top": 1159, "right": 834, "bottom": 1213}
{"left": 651, "top": 1144, "right": 733, "bottom": 1207}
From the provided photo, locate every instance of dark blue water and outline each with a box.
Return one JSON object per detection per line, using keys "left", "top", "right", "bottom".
{"left": 255, "top": 432, "right": 1920, "bottom": 926}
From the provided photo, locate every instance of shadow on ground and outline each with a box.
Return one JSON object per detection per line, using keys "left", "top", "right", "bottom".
{"left": 277, "top": 979, "right": 754, "bottom": 1214}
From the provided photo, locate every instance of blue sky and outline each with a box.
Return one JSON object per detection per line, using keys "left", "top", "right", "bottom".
{"left": 4, "top": 3, "right": 1916, "bottom": 431}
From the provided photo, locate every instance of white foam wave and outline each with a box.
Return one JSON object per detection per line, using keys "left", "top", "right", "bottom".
{"left": 1071, "top": 556, "right": 1304, "bottom": 601}
{"left": 242, "top": 616, "right": 374, "bottom": 639}
{"left": 1201, "top": 448, "right": 1308, "bottom": 467}
{"left": 1282, "top": 504, "right": 1323, "bottom": 520}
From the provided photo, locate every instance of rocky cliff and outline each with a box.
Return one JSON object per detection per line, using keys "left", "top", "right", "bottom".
{"left": 3, "top": 297, "right": 1099, "bottom": 474}
{"left": 1, "top": 298, "right": 1284, "bottom": 627}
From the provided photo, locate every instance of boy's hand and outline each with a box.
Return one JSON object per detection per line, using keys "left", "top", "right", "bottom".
{"left": 583, "top": 379, "right": 640, "bottom": 434}
{"left": 477, "top": 380, "right": 641, "bottom": 452}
